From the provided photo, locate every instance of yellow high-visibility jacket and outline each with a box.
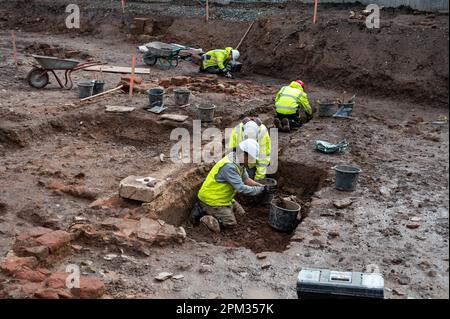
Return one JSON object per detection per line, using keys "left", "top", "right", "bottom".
{"left": 275, "top": 81, "right": 312, "bottom": 116}
{"left": 201, "top": 48, "right": 232, "bottom": 71}
{"left": 198, "top": 155, "right": 243, "bottom": 207}
{"left": 229, "top": 123, "right": 271, "bottom": 180}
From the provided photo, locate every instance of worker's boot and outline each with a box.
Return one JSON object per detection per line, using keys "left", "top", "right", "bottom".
{"left": 281, "top": 118, "right": 291, "bottom": 132}
{"left": 191, "top": 202, "right": 205, "bottom": 226}
{"left": 200, "top": 215, "right": 221, "bottom": 233}
{"left": 273, "top": 118, "right": 282, "bottom": 130}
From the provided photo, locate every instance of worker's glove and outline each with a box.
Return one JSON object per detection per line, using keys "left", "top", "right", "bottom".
{"left": 225, "top": 63, "right": 232, "bottom": 72}
{"left": 263, "top": 185, "right": 274, "bottom": 194}
{"left": 225, "top": 71, "right": 233, "bottom": 79}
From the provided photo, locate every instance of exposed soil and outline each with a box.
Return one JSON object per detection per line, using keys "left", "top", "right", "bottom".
{"left": 0, "top": 0, "right": 448, "bottom": 300}
{"left": 1, "top": 1, "right": 448, "bottom": 106}
{"left": 186, "top": 204, "right": 294, "bottom": 253}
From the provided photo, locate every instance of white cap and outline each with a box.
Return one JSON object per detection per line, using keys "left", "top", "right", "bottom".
{"left": 243, "top": 121, "right": 259, "bottom": 140}
{"left": 231, "top": 49, "right": 240, "bottom": 61}
{"left": 238, "top": 139, "right": 259, "bottom": 160}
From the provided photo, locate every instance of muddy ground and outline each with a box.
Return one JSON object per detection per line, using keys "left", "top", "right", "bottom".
{"left": 0, "top": 0, "right": 449, "bottom": 299}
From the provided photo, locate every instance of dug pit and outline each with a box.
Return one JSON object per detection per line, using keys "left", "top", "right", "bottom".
{"left": 183, "top": 162, "right": 328, "bottom": 253}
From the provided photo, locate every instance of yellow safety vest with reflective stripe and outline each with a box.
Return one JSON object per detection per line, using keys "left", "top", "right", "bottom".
{"left": 275, "top": 81, "right": 312, "bottom": 116}
{"left": 198, "top": 155, "right": 243, "bottom": 207}
{"left": 202, "top": 48, "right": 231, "bottom": 71}
{"left": 229, "top": 123, "right": 271, "bottom": 180}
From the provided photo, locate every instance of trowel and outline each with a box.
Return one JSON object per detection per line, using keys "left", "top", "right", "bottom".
{"left": 146, "top": 103, "right": 167, "bottom": 114}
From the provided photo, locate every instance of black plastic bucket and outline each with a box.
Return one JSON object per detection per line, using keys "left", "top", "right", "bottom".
{"left": 258, "top": 178, "right": 277, "bottom": 204}
{"left": 318, "top": 101, "right": 335, "bottom": 117}
{"left": 197, "top": 104, "right": 216, "bottom": 122}
{"left": 174, "top": 88, "right": 191, "bottom": 106}
{"left": 148, "top": 87, "right": 165, "bottom": 108}
{"left": 92, "top": 80, "right": 105, "bottom": 95}
{"left": 269, "top": 199, "right": 301, "bottom": 232}
{"left": 78, "top": 81, "right": 94, "bottom": 99}
{"left": 334, "top": 165, "right": 362, "bottom": 191}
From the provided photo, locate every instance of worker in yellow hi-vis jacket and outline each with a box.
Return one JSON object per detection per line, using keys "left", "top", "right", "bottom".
{"left": 200, "top": 47, "right": 240, "bottom": 78}
{"left": 229, "top": 117, "right": 271, "bottom": 180}
{"left": 273, "top": 80, "right": 313, "bottom": 132}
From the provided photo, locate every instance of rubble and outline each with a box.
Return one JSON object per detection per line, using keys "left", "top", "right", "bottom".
{"left": 333, "top": 198, "right": 354, "bottom": 209}
{"left": 172, "top": 274, "right": 184, "bottom": 280}
{"left": 0, "top": 256, "right": 38, "bottom": 275}
{"left": 119, "top": 176, "right": 165, "bottom": 203}
{"left": 35, "top": 230, "right": 75, "bottom": 253}
{"left": 155, "top": 272, "right": 173, "bottom": 281}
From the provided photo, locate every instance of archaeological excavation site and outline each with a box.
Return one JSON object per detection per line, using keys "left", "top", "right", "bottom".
{"left": 0, "top": 0, "right": 448, "bottom": 302}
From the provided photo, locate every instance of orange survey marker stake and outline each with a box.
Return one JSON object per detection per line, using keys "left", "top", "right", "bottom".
{"left": 129, "top": 54, "right": 136, "bottom": 100}
{"left": 313, "top": 0, "right": 319, "bottom": 24}
{"left": 205, "top": 0, "right": 209, "bottom": 22}
{"left": 11, "top": 31, "right": 17, "bottom": 68}
{"left": 121, "top": 0, "right": 126, "bottom": 24}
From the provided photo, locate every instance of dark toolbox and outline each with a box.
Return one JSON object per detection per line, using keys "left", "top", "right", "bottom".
{"left": 297, "top": 268, "right": 384, "bottom": 299}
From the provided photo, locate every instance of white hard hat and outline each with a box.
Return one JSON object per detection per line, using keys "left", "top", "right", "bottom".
{"left": 243, "top": 121, "right": 259, "bottom": 140}
{"left": 231, "top": 49, "right": 240, "bottom": 61}
{"left": 238, "top": 139, "right": 259, "bottom": 160}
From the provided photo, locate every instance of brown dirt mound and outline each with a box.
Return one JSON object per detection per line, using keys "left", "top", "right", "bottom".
{"left": 240, "top": 11, "right": 449, "bottom": 107}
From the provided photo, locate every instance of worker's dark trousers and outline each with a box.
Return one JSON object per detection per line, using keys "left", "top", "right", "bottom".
{"left": 199, "top": 66, "right": 224, "bottom": 74}
{"left": 276, "top": 112, "right": 302, "bottom": 128}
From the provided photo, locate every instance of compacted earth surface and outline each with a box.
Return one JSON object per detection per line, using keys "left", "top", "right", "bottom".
{"left": 0, "top": 0, "right": 448, "bottom": 299}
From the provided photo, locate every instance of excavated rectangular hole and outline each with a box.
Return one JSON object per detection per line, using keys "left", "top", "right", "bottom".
{"left": 181, "top": 161, "right": 328, "bottom": 253}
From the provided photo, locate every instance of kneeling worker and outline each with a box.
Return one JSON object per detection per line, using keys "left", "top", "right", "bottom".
{"left": 193, "top": 140, "right": 268, "bottom": 229}
{"left": 200, "top": 47, "right": 240, "bottom": 78}
{"left": 229, "top": 117, "right": 271, "bottom": 181}
{"left": 274, "top": 80, "right": 313, "bottom": 132}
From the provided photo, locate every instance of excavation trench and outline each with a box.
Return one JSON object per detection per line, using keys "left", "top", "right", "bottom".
{"left": 149, "top": 161, "right": 328, "bottom": 253}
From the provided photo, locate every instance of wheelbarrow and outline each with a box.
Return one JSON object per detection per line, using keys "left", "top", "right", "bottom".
{"left": 26, "top": 55, "right": 103, "bottom": 89}
{"left": 140, "top": 42, "right": 182, "bottom": 67}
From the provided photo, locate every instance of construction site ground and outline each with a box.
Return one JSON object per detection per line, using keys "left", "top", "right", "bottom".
{"left": 0, "top": 0, "right": 448, "bottom": 299}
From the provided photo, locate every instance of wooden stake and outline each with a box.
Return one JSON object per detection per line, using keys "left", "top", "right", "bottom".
{"left": 313, "top": 0, "right": 319, "bottom": 24}
{"left": 129, "top": 55, "right": 136, "bottom": 100}
{"left": 80, "top": 85, "right": 124, "bottom": 102}
{"left": 205, "top": 0, "right": 209, "bottom": 22}
{"left": 121, "top": 0, "right": 126, "bottom": 24}
{"left": 236, "top": 21, "right": 255, "bottom": 51}
{"left": 11, "top": 31, "right": 17, "bottom": 68}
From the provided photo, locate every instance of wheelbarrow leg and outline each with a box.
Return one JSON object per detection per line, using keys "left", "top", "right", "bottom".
{"left": 65, "top": 70, "right": 74, "bottom": 90}
{"left": 50, "top": 70, "right": 64, "bottom": 89}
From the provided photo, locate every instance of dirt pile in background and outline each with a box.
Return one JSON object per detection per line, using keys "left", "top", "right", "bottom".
{"left": 239, "top": 11, "right": 449, "bottom": 106}
{"left": 1, "top": 0, "right": 448, "bottom": 106}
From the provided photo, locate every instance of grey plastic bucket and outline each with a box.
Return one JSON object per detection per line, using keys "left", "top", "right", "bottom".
{"left": 318, "top": 101, "right": 335, "bottom": 117}
{"left": 92, "top": 80, "right": 105, "bottom": 95}
{"left": 148, "top": 87, "right": 165, "bottom": 108}
{"left": 258, "top": 178, "right": 277, "bottom": 205}
{"left": 78, "top": 81, "right": 94, "bottom": 99}
{"left": 334, "top": 165, "right": 362, "bottom": 191}
{"left": 197, "top": 104, "right": 216, "bottom": 122}
{"left": 269, "top": 199, "right": 301, "bottom": 232}
{"left": 174, "top": 88, "right": 191, "bottom": 106}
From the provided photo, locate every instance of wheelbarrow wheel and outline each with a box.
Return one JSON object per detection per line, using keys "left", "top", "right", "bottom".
{"left": 143, "top": 56, "right": 157, "bottom": 66}
{"left": 27, "top": 68, "right": 49, "bottom": 89}
{"left": 171, "top": 56, "right": 179, "bottom": 67}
